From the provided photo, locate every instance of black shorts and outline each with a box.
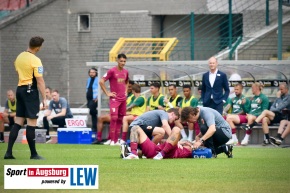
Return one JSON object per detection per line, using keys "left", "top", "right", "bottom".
{"left": 16, "top": 86, "right": 39, "bottom": 119}
{"left": 129, "top": 125, "right": 154, "bottom": 140}
{"left": 271, "top": 112, "right": 284, "bottom": 124}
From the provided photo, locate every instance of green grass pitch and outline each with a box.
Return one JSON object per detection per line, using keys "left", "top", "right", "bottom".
{"left": 1, "top": 143, "right": 290, "bottom": 193}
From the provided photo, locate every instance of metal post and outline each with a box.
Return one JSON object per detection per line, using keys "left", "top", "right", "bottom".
{"left": 278, "top": 0, "right": 283, "bottom": 60}
{"left": 190, "top": 12, "right": 195, "bottom": 60}
{"left": 228, "top": 0, "right": 232, "bottom": 49}
{"left": 266, "top": 0, "right": 269, "bottom": 26}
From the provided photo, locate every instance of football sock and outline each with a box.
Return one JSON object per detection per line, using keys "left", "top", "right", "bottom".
{"left": 160, "top": 142, "right": 174, "bottom": 157}
{"left": 232, "top": 128, "right": 237, "bottom": 134}
{"left": 6, "top": 124, "right": 21, "bottom": 155}
{"left": 249, "top": 121, "right": 257, "bottom": 128}
{"left": 244, "top": 134, "right": 250, "bottom": 141}
{"left": 26, "top": 126, "right": 38, "bottom": 156}
{"left": 265, "top": 133, "right": 269, "bottom": 140}
{"left": 180, "top": 129, "right": 187, "bottom": 139}
{"left": 232, "top": 133, "right": 237, "bottom": 141}
{"left": 277, "top": 133, "right": 282, "bottom": 140}
{"left": 0, "top": 132, "right": 3, "bottom": 140}
{"left": 130, "top": 142, "right": 138, "bottom": 155}
{"left": 121, "top": 132, "right": 127, "bottom": 141}
{"left": 246, "top": 129, "right": 252, "bottom": 135}
{"left": 188, "top": 130, "right": 194, "bottom": 141}
{"left": 97, "top": 132, "right": 102, "bottom": 141}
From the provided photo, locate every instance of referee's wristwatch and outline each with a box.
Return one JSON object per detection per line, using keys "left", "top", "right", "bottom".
{"left": 200, "top": 138, "right": 205, "bottom": 144}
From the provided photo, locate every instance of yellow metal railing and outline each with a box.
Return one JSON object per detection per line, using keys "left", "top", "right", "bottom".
{"left": 109, "top": 37, "right": 179, "bottom": 61}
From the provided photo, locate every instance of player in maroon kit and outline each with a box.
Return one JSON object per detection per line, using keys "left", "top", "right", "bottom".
{"left": 123, "top": 126, "right": 193, "bottom": 160}
{"left": 99, "top": 53, "right": 129, "bottom": 145}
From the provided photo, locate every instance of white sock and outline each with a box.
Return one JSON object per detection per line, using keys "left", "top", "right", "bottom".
{"left": 188, "top": 130, "right": 194, "bottom": 141}
{"left": 244, "top": 134, "right": 250, "bottom": 141}
{"left": 180, "top": 129, "right": 187, "bottom": 139}
{"left": 232, "top": 134, "right": 237, "bottom": 141}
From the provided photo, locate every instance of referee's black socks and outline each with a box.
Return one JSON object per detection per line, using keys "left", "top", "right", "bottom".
{"left": 26, "top": 125, "right": 38, "bottom": 156}
{"left": 6, "top": 123, "right": 21, "bottom": 155}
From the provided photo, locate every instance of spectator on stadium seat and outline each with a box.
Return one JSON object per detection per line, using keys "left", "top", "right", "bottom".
{"left": 146, "top": 82, "right": 165, "bottom": 111}
{"left": 181, "top": 106, "right": 233, "bottom": 158}
{"left": 240, "top": 82, "right": 269, "bottom": 145}
{"left": 43, "top": 89, "right": 73, "bottom": 143}
{"left": 91, "top": 81, "right": 134, "bottom": 145}
{"left": 123, "top": 126, "right": 193, "bottom": 160}
{"left": 269, "top": 119, "right": 290, "bottom": 146}
{"left": 225, "top": 84, "right": 251, "bottom": 145}
{"left": 244, "top": 83, "right": 290, "bottom": 145}
{"left": 128, "top": 108, "right": 180, "bottom": 145}
{"left": 37, "top": 87, "right": 53, "bottom": 128}
{"left": 164, "top": 84, "right": 183, "bottom": 111}
{"left": 2, "top": 90, "right": 17, "bottom": 129}
{"left": 121, "top": 84, "right": 146, "bottom": 143}
{"left": 175, "top": 85, "right": 198, "bottom": 141}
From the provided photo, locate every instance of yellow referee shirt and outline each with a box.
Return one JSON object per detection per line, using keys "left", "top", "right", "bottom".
{"left": 14, "top": 51, "right": 43, "bottom": 86}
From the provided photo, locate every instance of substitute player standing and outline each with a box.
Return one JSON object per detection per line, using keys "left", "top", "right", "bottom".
{"left": 99, "top": 53, "right": 129, "bottom": 145}
{"left": 4, "top": 36, "right": 47, "bottom": 159}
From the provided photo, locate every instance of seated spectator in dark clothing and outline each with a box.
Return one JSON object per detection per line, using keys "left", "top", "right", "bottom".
{"left": 43, "top": 89, "right": 73, "bottom": 142}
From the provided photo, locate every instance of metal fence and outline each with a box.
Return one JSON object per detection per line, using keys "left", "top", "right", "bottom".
{"left": 87, "top": 60, "right": 290, "bottom": 115}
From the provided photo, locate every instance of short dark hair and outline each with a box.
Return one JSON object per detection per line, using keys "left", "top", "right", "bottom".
{"left": 168, "top": 84, "right": 177, "bottom": 88}
{"left": 29, "top": 36, "right": 44, "bottom": 48}
{"left": 117, "top": 53, "right": 127, "bottom": 59}
{"left": 129, "top": 80, "right": 135, "bottom": 85}
{"left": 183, "top": 85, "right": 191, "bottom": 90}
{"left": 181, "top": 107, "right": 199, "bottom": 122}
{"left": 52, "top": 89, "right": 59, "bottom": 94}
{"left": 46, "top": 86, "right": 52, "bottom": 92}
{"left": 197, "top": 85, "right": 202, "bottom": 91}
{"left": 167, "top": 108, "right": 180, "bottom": 119}
{"left": 150, "top": 82, "right": 160, "bottom": 89}
{"left": 132, "top": 84, "right": 141, "bottom": 93}
{"left": 235, "top": 83, "right": 243, "bottom": 89}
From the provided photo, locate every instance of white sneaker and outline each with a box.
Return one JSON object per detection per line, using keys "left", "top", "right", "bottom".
{"left": 123, "top": 153, "right": 139, "bottom": 160}
{"left": 114, "top": 139, "right": 125, "bottom": 146}
{"left": 110, "top": 141, "right": 116, "bottom": 146}
{"left": 153, "top": 152, "right": 163, "bottom": 160}
{"left": 241, "top": 138, "right": 249, "bottom": 146}
{"left": 103, "top": 139, "right": 111, "bottom": 145}
{"left": 226, "top": 139, "right": 239, "bottom": 145}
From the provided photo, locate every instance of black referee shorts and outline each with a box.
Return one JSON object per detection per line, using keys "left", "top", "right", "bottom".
{"left": 16, "top": 86, "right": 39, "bottom": 119}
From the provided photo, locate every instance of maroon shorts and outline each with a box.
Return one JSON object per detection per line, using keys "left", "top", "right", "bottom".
{"left": 109, "top": 98, "right": 127, "bottom": 117}
{"left": 140, "top": 138, "right": 160, "bottom": 158}
{"left": 140, "top": 138, "right": 192, "bottom": 159}
{"left": 238, "top": 115, "right": 248, "bottom": 124}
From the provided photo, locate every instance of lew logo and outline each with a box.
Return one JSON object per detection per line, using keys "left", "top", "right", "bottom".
{"left": 4, "top": 165, "right": 99, "bottom": 189}
{"left": 70, "top": 168, "right": 98, "bottom": 186}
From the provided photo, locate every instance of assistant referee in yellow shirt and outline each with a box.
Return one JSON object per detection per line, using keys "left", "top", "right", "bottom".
{"left": 4, "top": 36, "right": 47, "bottom": 160}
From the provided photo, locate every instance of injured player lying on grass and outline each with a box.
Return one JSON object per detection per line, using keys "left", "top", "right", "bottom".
{"left": 122, "top": 125, "right": 194, "bottom": 160}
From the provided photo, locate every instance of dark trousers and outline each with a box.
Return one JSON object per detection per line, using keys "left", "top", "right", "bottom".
{"left": 43, "top": 116, "right": 66, "bottom": 136}
{"left": 200, "top": 123, "right": 230, "bottom": 155}
{"left": 87, "top": 100, "right": 98, "bottom": 131}
{"left": 206, "top": 99, "right": 223, "bottom": 115}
